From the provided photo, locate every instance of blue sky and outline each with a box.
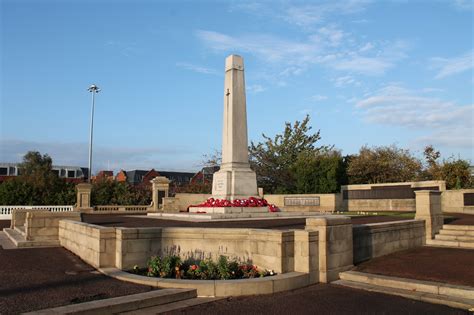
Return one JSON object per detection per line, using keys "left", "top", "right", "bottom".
{"left": 1, "top": 0, "right": 473, "bottom": 173}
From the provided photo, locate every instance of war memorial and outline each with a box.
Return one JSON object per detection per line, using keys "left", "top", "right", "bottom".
{"left": 0, "top": 55, "right": 473, "bottom": 314}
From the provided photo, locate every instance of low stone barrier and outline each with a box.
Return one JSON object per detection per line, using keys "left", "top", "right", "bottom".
{"left": 58, "top": 220, "right": 321, "bottom": 285}
{"left": 59, "top": 220, "right": 116, "bottom": 268}
{"left": 25, "top": 211, "right": 81, "bottom": 242}
{"left": 352, "top": 219, "right": 425, "bottom": 264}
{"left": 442, "top": 189, "right": 474, "bottom": 214}
{"left": 162, "top": 193, "right": 211, "bottom": 212}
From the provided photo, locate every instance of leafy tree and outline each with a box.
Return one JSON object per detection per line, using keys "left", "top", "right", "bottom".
{"left": 91, "top": 179, "right": 151, "bottom": 205}
{"left": 249, "top": 115, "right": 332, "bottom": 193}
{"left": 293, "top": 150, "right": 348, "bottom": 194}
{"left": 347, "top": 145, "right": 423, "bottom": 184}
{"left": 0, "top": 151, "right": 76, "bottom": 205}
{"left": 439, "top": 158, "right": 472, "bottom": 189}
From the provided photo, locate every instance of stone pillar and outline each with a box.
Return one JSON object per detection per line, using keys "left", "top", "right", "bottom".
{"left": 294, "top": 230, "right": 319, "bottom": 284}
{"left": 211, "top": 55, "right": 258, "bottom": 201}
{"left": 306, "top": 216, "right": 353, "bottom": 283}
{"left": 415, "top": 190, "right": 443, "bottom": 240}
{"left": 151, "top": 176, "right": 170, "bottom": 211}
{"left": 76, "top": 183, "right": 92, "bottom": 210}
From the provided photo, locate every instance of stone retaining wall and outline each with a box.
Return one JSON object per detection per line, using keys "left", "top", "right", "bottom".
{"left": 352, "top": 220, "right": 425, "bottom": 264}
{"left": 163, "top": 193, "right": 211, "bottom": 212}
{"left": 25, "top": 211, "right": 81, "bottom": 242}
{"left": 59, "top": 220, "right": 116, "bottom": 268}
{"left": 441, "top": 189, "right": 474, "bottom": 214}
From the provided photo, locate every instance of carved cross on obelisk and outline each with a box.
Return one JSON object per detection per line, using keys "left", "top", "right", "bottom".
{"left": 211, "top": 55, "right": 258, "bottom": 200}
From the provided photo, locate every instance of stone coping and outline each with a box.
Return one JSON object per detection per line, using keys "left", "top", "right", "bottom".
{"left": 148, "top": 212, "right": 329, "bottom": 221}
{"left": 339, "top": 271, "right": 474, "bottom": 300}
{"left": 352, "top": 219, "right": 425, "bottom": 230}
{"left": 24, "top": 288, "right": 196, "bottom": 315}
{"left": 99, "top": 267, "right": 310, "bottom": 297}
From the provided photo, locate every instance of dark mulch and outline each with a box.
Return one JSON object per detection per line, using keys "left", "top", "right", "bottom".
{"left": 0, "top": 220, "right": 10, "bottom": 230}
{"left": 82, "top": 214, "right": 416, "bottom": 230}
{"left": 444, "top": 213, "right": 474, "bottom": 226}
{"left": 0, "top": 246, "right": 154, "bottom": 314}
{"left": 355, "top": 247, "right": 474, "bottom": 287}
{"left": 169, "top": 283, "right": 468, "bottom": 315}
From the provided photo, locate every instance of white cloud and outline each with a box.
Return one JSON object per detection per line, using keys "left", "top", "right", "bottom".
{"left": 284, "top": 0, "right": 372, "bottom": 27}
{"left": 332, "top": 75, "right": 361, "bottom": 87}
{"left": 0, "top": 139, "right": 197, "bottom": 172}
{"left": 452, "top": 0, "right": 473, "bottom": 11}
{"left": 310, "top": 94, "right": 328, "bottom": 101}
{"left": 176, "top": 62, "right": 219, "bottom": 75}
{"left": 247, "top": 84, "right": 265, "bottom": 93}
{"left": 354, "top": 85, "right": 473, "bottom": 148}
{"left": 431, "top": 50, "right": 474, "bottom": 79}
{"left": 196, "top": 29, "right": 408, "bottom": 79}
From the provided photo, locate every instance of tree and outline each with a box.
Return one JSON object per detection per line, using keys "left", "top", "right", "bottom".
{"left": 293, "top": 150, "right": 348, "bottom": 194}
{"left": 0, "top": 151, "right": 76, "bottom": 205}
{"left": 249, "top": 115, "right": 333, "bottom": 193}
{"left": 91, "top": 179, "right": 151, "bottom": 205}
{"left": 440, "top": 158, "right": 472, "bottom": 189}
{"left": 347, "top": 145, "right": 423, "bottom": 184}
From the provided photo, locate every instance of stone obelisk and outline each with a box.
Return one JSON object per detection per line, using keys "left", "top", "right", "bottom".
{"left": 211, "top": 55, "right": 258, "bottom": 200}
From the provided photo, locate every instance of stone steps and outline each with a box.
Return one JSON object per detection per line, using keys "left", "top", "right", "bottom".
{"left": 3, "top": 228, "right": 59, "bottom": 248}
{"left": 442, "top": 225, "right": 474, "bottom": 231}
{"left": 439, "top": 229, "right": 474, "bottom": 237}
{"left": 25, "top": 288, "right": 197, "bottom": 315}
{"left": 435, "top": 234, "right": 474, "bottom": 242}
{"left": 426, "top": 239, "right": 474, "bottom": 249}
{"left": 14, "top": 225, "right": 25, "bottom": 236}
{"left": 336, "top": 271, "right": 474, "bottom": 310}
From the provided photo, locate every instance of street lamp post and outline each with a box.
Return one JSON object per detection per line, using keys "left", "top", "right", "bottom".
{"left": 87, "top": 84, "right": 100, "bottom": 183}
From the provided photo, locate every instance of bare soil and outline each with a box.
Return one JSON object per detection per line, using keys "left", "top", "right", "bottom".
{"left": 0, "top": 246, "right": 154, "bottom": 314}
{"left": 168, "top": 283, "right": 468, "bottom": 315}
{"left": 355, "top": 246, "right": 474, "bottom": 287}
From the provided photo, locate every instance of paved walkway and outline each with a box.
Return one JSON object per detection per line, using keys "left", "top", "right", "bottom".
{"left": 0, "top": 246, "right": 154, "bottom": 314}
{"left": 167, "top": 283, "right": 468, "bottom": 315}
{"left": 354, "top": 246, "right": 474, "bottom": 287}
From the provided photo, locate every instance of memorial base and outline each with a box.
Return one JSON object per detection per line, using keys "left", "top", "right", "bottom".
{"left": 188, "top": 207, "right": 268, "bottom": 214}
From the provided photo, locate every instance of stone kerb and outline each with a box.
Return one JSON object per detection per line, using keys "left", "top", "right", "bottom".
{"left": 25, "top": 211, "right": 81, "bottom": 242}
{"left": 415, "top": 190, "right": 443, "bottom": 239}
{"left": 306, "top": 216, "right": 353, "bottom": 283}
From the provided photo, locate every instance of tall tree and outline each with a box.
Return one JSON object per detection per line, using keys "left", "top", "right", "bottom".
{"left": 347, "top": 145, "right": 423, "bottom": 184}
{"left": 249, "top": 115, "right": 332, "bottom": 193}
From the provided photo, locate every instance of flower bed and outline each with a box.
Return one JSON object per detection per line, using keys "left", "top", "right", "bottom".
{"left": 130, "top": 255, "right": 275, "bottom": 280}
{"left": 189, "top": 197, "right": 279, "bottom": 212}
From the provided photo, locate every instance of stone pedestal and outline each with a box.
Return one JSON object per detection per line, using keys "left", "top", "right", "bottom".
{"left": 306, "top": 216, "right": 353, "bottom": 283}
{"left": 415, "top": 190, "right": 443, "bottom": 240}
{"left": 151, "top": 176, "right": 170, "bottom": 211}
{"left": 211, "top": 55, "right": 258, "bottom": 201}
{"left": 189, "top": 206, "right": 268, "bottom": 214}
{"left": 76, "top": 183, "right": 92, "bottom": 211}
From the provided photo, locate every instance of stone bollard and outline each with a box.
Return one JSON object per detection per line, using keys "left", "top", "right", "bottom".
{"left": 150, "top": 176, "right": 170, "bottom": 211}
{"left": 306, "top": 216, "right": 353, "bottom": 283}
{"left": 76, "top": 183, "right": 93, "bottom": 211}
{"left": 415, "top": 190, "right": 443, "bottom": 240}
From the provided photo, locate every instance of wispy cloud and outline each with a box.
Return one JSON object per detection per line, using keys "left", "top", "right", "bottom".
{"left": 452, "top": 0, "right": 473, "bottom": 11}
{"left": 0, "top": 139, "right": 197, "bottom": 172}
{"left": 283, "top": 0, "right": 372, "bottom": 27}
{"left": 247, "top": 84, "right": 265, "bottom": 93}
{"left": 354, "top": 84, "right": 473, "bottom": 147}
{"left": 176, "top": 62, "right": 219, "bottom": 75}
{"left": 310, "top": 94, "right": 328, "bottom": 102}
{"left": 332, "top": 75, "right": 361, "bottom": 87}
{"left": 431, "top": 50, "right": 474, "bottom": 79}
{"left": 195, "top": 29, "right": 408, "bottom": 79}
